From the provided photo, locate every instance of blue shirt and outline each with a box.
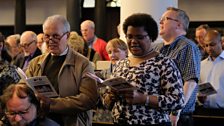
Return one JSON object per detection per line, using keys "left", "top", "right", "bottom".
{"left": 155, "top": 35, "right": 201, "bottom": 113}
{"left": 200, "top": 51, "right": 224, "bottom": 108}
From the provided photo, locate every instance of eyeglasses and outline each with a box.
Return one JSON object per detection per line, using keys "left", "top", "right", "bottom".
{"left": 43, "top": 32, "right": 68, "bottom": 42}
{"left": 5, "top": 104, "right": 32, "bottom": 118}
{"left": 20, "top": 40, "right": 36, "bottom": 48}
{"left": 160, "top": 17, "right": 179, "bottom": 23}
{"left": 126, "top": 34, "right": 148, "bottom": 41}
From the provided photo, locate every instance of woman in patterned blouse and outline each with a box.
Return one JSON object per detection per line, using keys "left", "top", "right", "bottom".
{"left": 102, "top": 13, "right": 184, "bottom": 126}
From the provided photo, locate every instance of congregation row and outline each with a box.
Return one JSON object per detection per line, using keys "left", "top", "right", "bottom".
{"left": 0, "top": 6, "right": 223, "bottom": 126}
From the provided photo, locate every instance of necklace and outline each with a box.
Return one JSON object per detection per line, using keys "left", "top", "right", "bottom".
{"left": 131, "top": 48, "right": 154, "bottom": 58}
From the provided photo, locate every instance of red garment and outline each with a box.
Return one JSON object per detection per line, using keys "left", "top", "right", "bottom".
{"left": 93, "top": 38, "right": 110, "bottom": 60}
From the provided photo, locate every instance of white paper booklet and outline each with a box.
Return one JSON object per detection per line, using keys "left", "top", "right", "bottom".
{"left": 86, "top": 72, "right": 137, "bottom": 92}
{"left": 198, "top": 82, "right": 217, "bottom": 96}
{"left": 16, "top": 67, "right": 59, "bottom": 98}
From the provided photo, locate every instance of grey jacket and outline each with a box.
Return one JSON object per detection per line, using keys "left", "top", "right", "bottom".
{"left": 26, "top": 47, "right": 98, "bottom": 126}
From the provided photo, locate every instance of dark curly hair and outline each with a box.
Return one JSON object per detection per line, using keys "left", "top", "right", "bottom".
{"left": 123, "top": 13, "right": 158, "bottom": 42}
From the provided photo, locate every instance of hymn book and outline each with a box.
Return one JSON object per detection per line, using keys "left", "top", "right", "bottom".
{"left": 198, "top": 82, "right": 217, "bottom": 96}
{"left": 85, "top": 72, "right": 137, "bottom": 92}
{"left": 16, "top": 67, "right": 59, "bottom": 98}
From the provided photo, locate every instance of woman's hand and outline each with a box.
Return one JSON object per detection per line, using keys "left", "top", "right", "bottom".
{"left": 120, "top": 90, "right": 145, "bottom": 105}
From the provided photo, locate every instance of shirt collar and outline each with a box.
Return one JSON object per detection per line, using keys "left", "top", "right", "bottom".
{"left": 167, "top": 35, "right": 184, "bottom": 48}
{"left": 51, "top": 46, "right": 68, "bottom": 56}
{"left": 207, "top": 51, "right": 224, "bottom": 61}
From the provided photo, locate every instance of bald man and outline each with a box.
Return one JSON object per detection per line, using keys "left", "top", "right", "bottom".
{"left": 14, "top": 31, "right": 42, "bottom": 71}
{"left": 199, "top": 29, "right": 224, "bottom": 109}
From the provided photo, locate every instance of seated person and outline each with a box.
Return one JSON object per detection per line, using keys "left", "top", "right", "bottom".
{"left": 0, "top": 83, "right": 59, "bottom": 126}
{"left": 199, "top": 29, "right": 224, "bottom": 109}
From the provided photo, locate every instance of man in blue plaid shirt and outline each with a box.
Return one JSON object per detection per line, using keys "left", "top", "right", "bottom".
{"left": 155, "top": 7, "right": 201, "bottom": 126}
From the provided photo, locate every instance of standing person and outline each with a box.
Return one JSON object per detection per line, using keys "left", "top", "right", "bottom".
{"left": 157, "top": 7, "right": 201, "bottom": 126}
{"left": 80, "top": 20, "right": 110, "bottom": 61}
{"left": 25, "top": 15, "right": 98, "bottom": 126}
{"left": 102, "top": 13, "right": 184, "bottom": 126}
{"left": 68, "top": 31, "right": 101, "bottom": 65}
{"left": 199, "top": 29, "right": 224, "bottom": 108}
{"left": 5, "top": 34, "right": 22, "bottom": 64}
{"left": 14, "top": 31, "right": 42, "bottom": 71}
{"left": 195, "top": 24, "right": 209, "bottom": 60}
{"left": 0, "top": 83, "right": 59, "bottom": 126}
{"left": 36, "top": 33, "right": 44, "bottom": 53}
{"left": 0, "top": 33, "right": 20, "bottom": 95}
{"left": 0, "top": 33, "right": 12, "bottom": 63}
{"left": 106, "top": 38, "right": 128, "bottom": 65}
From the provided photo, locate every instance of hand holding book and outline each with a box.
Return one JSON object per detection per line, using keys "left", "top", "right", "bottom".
{"left": 85, "top": 72, "right": 137, "bottom": 92}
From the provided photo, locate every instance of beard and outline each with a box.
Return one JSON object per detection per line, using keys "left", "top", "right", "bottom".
{"left": 10, "top": 120, "right": 27, "bottom": 126}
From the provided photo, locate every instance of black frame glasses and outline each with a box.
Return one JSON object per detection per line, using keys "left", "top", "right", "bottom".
{"left": 126, "top": 34, "right": 149, "bottom": 41}
{"left": 20, "top": 40, "right": 36, "bottom": 48}
{"left": 160, "top": 17, "right": 179, "bottom": 23}
{"left": 5, "top": 103, "right": 32, "bottom": 118}
{"left": 43, "top": 32, "right": 68, "bottom": 42}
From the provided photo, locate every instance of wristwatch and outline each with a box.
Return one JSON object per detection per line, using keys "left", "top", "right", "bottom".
{"left": 171, "top": 111, "right": 179, "bottom": 116}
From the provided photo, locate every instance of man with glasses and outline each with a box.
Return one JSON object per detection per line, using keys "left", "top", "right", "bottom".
{"left": 25, "top": 15, "right": 98, "bottom": 126}
{"left": 14, "top": 31, "right": 41, "bottom": 71}
{"left": 155, "top": 7, "right": 201, "bottom": 126}
{"left": 0, "top": 83, "right": 59, "bottom": 126}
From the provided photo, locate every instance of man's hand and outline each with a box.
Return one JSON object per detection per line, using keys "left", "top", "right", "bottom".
{"left": 197, "top": 93, "right": 207, "bottom": 104}
{"left": 36, "top": 93, "right": 52, "bottom": 117}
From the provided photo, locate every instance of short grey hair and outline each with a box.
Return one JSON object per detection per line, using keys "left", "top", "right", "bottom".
{"left": 6, "top": 34, "right": 21, "bottom": 45}
{"left": 167, "top": 7, "right": 190, "bottom": 32}
{"left": 81, "top": 20, "right": 95, "bottom": 29}
{"left": 43, "top": 15, "right": 70, "bottom": 33}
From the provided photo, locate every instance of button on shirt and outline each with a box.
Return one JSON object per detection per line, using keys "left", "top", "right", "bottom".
{"left": 200, "top": 51, "right": 224, "bottom": 108}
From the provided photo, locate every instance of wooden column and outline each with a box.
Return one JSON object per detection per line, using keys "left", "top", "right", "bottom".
{"left": 15, "top": 0, "right": 26, "bottom": 34}
{"left": 95, "top": 0, "right": 106, "bottom": 40}
{"left": 67, "top": 0, "right": 81, "bottom": 32}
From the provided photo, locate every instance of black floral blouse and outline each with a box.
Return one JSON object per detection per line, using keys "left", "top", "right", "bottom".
{"left": 109, "top": 54, "right": 184, "bottom": 125}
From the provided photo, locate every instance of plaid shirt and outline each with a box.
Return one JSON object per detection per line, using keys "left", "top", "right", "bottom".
{"left": 155, "top": 35, "right": 201, "bottom": 113}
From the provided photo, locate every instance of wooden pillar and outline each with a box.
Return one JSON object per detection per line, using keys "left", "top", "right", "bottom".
{"left": 14, "top": 0, "right": 26, "bottom": 34}
{"left": 67, "top": 0, "right": 81, "bottom": 32}
{"left": 95, "top": 0, "right": 106, "bottom": 40}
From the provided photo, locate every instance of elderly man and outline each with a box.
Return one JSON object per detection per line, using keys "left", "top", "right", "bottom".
{"left": 5, "top": 34, "right": 22, "bottom": 64}
{"left": 0, "top": 83, "right": 59, "bottom": 126}
{"left": 14, "top": 31, "right": 42, "bottom": 71}
{"left": 199, "top": 29, "right": 224, "bottom": 109}
{"left": 25, "top": 15, "right": 98, "bottom": 126}
{"left": 155, "top": 7, "right": 201, "bottom": 126}
{"left": 80, "top": 20, "right": 109, "bottom": 61}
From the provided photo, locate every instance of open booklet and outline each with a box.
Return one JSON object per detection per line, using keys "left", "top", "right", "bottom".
{"left": 16, "top": 67, "right": 59, "bottom": 98}
{"left": 85, "top": 72, "right": 137, "bottom": 92}
{"left": 198, "top": 82, "right": 217, "bottom": 96}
